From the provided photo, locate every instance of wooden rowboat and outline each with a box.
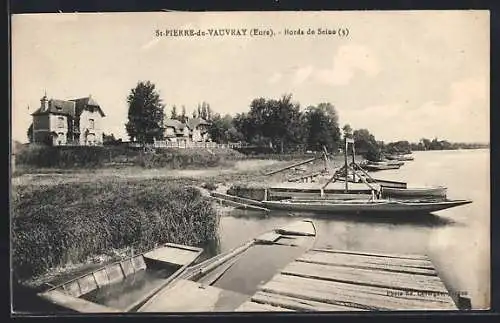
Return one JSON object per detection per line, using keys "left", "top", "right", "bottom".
{"left": 37, "top": 243, "right": 203, "bottom": 313}
{"left": 136, "top": 220, "right": 317, "bottom": 312}
{"left": 385, "top": 154, "right": 414, "bottom": 161}
{"left": 261, "top": 199, "right": 472, "bottom": 215}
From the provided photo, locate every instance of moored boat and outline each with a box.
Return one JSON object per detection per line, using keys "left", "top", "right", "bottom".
{"left": 385, "top": 154, "right": 414, "bottom": 161}
{"left": 261, "top": 198, "right": 472, "bottom": 215}
{"left": 37, "top": 243, "right": 204, "bottom": 313}
{"left": 361, "top": 162, "right": 401, "bottom": 171}
{"left": 136, "top": 220, "right": 317, "bottom": 312}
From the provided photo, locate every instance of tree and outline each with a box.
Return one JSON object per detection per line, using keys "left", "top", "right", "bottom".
{"left": 171, "top": 105, "right": 178, "bottom": 120}
{"left": 342, "top": 124, "right": 353, "bottom": 139}
{"left": 27, "top": 123, "right": 34, "bottom": 143}
{"left": 192, "top": 109, "right": 198, "bottom": 118}
{"left": 180, "top": 105, "right": 187, "bottom": 123}
{"left": 125, "top": 81, "right": 165, "bottom": 144}
{"left": 197, "top": 104, "right": 202, "bottom": 118}
{"left": 353, "top": 128, "right": 381, "bottom": 161}
{"left": 303, "top": 103, "right": 341, "bottom": 153}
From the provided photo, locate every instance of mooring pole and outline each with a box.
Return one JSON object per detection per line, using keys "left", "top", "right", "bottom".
{"left": 352, "top": 144, "right": 356, "bottom": 182}
{"left": 344, "top": 138, "right": 349, "bottom": 193}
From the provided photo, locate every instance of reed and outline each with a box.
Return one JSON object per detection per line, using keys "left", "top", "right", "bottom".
{"left": 11, "top": 179, "right": 220, "bottom": 281}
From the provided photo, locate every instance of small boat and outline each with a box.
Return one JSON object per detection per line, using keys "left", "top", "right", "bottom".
{"left": 361, "top": 163, "right": 401, "bottom": 171}
{"left": 381, "top": 186, "right": 447, "bottom": 199}
{"left": 136, "top": 220, "right": 317, "bottom": 312}
{"left": 261, "top": 199, "right": 472, "bottom": 215}
{"left": 37, "top": 243, "right": 204, "bottom": 313}
{"left": 371, "top": 160, "right": 405, "bottom": 166}
{"left": 385, "top": 154, "right": 414, "bottom": 161}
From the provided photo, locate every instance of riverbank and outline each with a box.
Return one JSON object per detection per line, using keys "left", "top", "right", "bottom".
{"left": 10, "top": 154, "right": 351, "bottom": 292}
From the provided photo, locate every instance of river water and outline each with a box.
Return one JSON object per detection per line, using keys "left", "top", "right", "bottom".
{"left": 209, "top": 149, "right": 490, "bottom": 310}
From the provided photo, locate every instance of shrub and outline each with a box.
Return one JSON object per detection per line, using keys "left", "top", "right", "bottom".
{"left": 11, "top": 180, "right": 220, "bottom": 280}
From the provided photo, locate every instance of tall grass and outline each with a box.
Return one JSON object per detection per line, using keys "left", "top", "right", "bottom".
{"left": 11, "top": 179, "right": 219, "bottom": 280}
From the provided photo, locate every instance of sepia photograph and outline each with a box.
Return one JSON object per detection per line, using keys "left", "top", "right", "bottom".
{"left": 10, "top": 10, "right": 490, "bottom": 314}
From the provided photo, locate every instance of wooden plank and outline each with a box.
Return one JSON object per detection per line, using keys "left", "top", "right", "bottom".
{"left": 282, "top": 261, "right": 449, "bottom": 294}
{"left": 138, "top": 279, "right": 250, "bottom": 312}
{"left": 276, "top": 220, "right": 315, "bottom": 236}
{"left": 264, "top": 157, "right": 320, "bottom": 176}
{"left": 77, "top": 274, "right": 98, "bottom": 295}
{"left": 211, "top": 192, "right": 264, "bottom": 206}
{"left": 255, "top": 231, "right": 282, "bottom": 244}
{"left": 39, "top": 290, "right": 121, "bottom": 313}
{"left": 132, "top": 255, "right": 147, "bottom": 271}
{"left": 197, "top": 255, "right": 242, "bottom": 286}
{"left": 235, "top": 301, "right": 294, "bottom": 312}
{"left": 274, "top": 236, "right": 309, "bottom": 247}
{"left": 210, "top": 197, "right": 271, "bottom": 212}
{"left": 312, "top": 248, "right": 430, "bottom": 261}
{"left": 63, "top": 281, "right": 82, "bottom": 298}
{"left": 120, "top": 259, "right": 135, "bottom": 277}
{"left": 92, "top": 269, "right": 109, "bottom": 288}
{"left": 252, "top": 291, "right": 364, "bottom": 311}
{"left": 296, "top": 258, "right": 435, "bottom": 277}
{"left": 106, "top": 264, "right": 125, "bottom": 284}
{"left": 260, "top": 275, "right": 456, "bottom": 311}
{"left": 298, "top": 251, "right": 436, "bottom": 275}
{"left": 291, "top": 194, "right": 372, "bottom": 201}
{"left": 143, "top": 246, "right": 201, "bottom": 266}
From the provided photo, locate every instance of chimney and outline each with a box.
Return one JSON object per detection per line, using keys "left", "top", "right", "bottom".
{"left": 40, "top": 92, "right": 49, "bottom": 111}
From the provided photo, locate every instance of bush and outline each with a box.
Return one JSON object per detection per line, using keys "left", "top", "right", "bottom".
{"left": 141, "top": 148, "right": 232, "bottom": 169}
{"left": 16, "top": 145, "right": 141, "bottom": 168}
{"left": 11, "top": 180, "right": 220, "bottom": 280}
{"left": 16, "top": 145, "right": 242, "bottom": 169}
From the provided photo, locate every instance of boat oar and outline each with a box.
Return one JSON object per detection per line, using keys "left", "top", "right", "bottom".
{"left": 264, "top": 156, "right": 322, "bottom": 176}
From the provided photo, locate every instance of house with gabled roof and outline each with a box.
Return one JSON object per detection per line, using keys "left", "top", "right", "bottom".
{"left": 162, "top": 117, "right": 211, "bottom": 143}
{"left": 31, "top": 93, "right": 106, "bottom": 146}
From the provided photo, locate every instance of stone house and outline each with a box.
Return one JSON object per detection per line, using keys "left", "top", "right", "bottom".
{"left": 31, "top": 93, "right": 106, "bottom": 146}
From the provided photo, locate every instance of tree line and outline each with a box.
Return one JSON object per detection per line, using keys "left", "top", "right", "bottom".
{"left": 26, "top": 80, "right": 489, "bottom": 159}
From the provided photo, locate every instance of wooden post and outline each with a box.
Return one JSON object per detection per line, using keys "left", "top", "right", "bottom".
{"left": 344, "top": 139, "right": 349, "bottom": 193}
{"left": 264, "top": 189, "right": 268, "bottom": 201}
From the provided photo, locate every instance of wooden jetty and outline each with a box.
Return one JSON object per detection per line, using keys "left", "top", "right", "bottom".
{"left": 236, "top": 249, "right": 458, "bottom": 311}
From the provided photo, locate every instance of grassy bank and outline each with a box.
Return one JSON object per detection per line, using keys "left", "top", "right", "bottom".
{"left": 14, "top": 144, "right": 247, "bottom": 172}
{"left": 11, "top": 179, "right": 219, "bottom": 282}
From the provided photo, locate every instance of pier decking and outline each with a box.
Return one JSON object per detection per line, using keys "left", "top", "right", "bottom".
{"left": 236, "top": 249, "right": 458, "bottom": 311}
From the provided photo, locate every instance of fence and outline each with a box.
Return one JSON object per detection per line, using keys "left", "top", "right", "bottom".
{"left": 128, "top": 141, "right": 243, "bottom": 149}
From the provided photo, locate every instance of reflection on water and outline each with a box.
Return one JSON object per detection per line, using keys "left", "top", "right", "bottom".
{"left": 204, "top": 150, "right": 489, "bottom": 309}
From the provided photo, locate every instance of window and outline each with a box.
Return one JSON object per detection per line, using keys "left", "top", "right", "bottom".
{"left": 57, "top": 132, "right": 64, "bottom": 145}
{"left": 89, "top": 119, "right": 95, "bottom": 129}
{"left": 57, "top": 116, "right": 65, "bottom": 128}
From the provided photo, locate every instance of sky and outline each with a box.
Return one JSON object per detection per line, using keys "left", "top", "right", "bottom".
{"left": 11, "top": 11, "right": 489, "bottom": 144}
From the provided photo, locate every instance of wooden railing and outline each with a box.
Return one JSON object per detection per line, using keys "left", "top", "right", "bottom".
{"left": 129, "top": 141, "right": 243, "bottom": 149}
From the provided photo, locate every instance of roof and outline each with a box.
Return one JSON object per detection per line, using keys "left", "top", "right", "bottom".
{"left": 70, "top": 96, "right": 105, "bottom": 117}
{"left": 187, "top": 117, "right": 211, "bottom": 130}
{"left": 31, "top": 95, "right": 105, "bottom": 117}
{"left": 164, "top": 119, "right": 185, "bottom": 129}
{"left": 31, "top": 99, "right": 76, "bottom": 117}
